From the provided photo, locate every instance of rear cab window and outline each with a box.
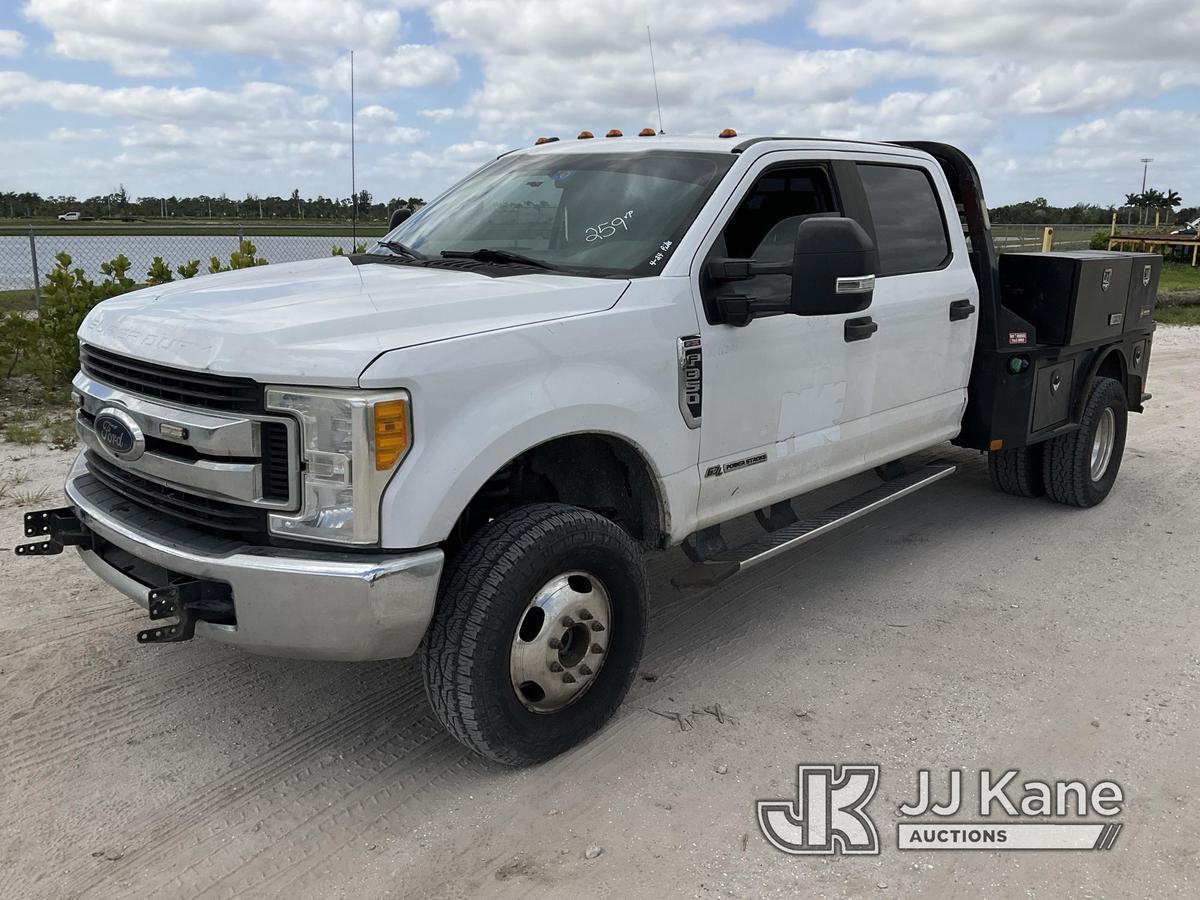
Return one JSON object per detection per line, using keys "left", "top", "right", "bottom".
{"left": 856, "top": 164, "right": 951, "bottom": 275}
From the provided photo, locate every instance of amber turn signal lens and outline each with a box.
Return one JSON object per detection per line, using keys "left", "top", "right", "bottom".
{"left": 373, "top": 398, "right": 410, "bottom": 470}
{"left": 989, "top": 439, "right": 1004, "bottom": 451}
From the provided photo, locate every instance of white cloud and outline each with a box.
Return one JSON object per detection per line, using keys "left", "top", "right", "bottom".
{"left": 313, "top": 44, "right": 459, "bottom": 91}
{"left": 0, "top": 29, "right": 26, "bottom": 58}
{"left": 23, "top": 0, "right": 436, "bottom": 79}
{"left": 50, "top": 126, "right": 106, "bottom": 141}
{"left": 430, "top": 0, "right": 792, "bottom": 52}
{"left": 0, "top": 71, "right": 305, "bottom": 122}
{"left": 809, "top": 0, "right": 1200, "bottom": 62}
{"left": 4, "top": 0, "right": 1199, "bottom": 206}
{"left": 419, "top": 107, "right": 460, "bottom": 122}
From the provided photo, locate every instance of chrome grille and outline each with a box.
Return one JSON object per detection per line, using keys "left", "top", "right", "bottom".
{"left": 80, "top": 344, "right": 262, "bottom": 412}
{"left": 85, "top": 451, "right": 266, "bottom": 534}
{"left": 73, "top": 347, "right": 298, "bottom": 539}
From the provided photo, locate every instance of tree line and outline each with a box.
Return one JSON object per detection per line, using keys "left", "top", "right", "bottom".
{"left": 989, "top": 193, "right": 1195, "bottom": 226}
{"left": 3, "top": 185, "right": 1195, "bottom": 228}
{"left": 0, "top": 187, "right": 424, "bottom": 222}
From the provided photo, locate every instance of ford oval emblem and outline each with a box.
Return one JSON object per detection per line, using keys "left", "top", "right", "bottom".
{"left": 94, "top": 408, "right": 145, "bottom": 461}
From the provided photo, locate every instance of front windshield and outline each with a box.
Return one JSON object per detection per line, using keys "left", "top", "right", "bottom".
{"left": 380, "top": 150, "right": 735, "bottom": 277}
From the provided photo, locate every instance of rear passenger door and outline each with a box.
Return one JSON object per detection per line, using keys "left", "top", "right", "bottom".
{"left": 853, "top": 157, "right": 979, "bottom": 462}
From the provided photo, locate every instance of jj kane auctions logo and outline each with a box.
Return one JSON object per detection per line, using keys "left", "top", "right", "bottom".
{"left": 758, "top": 765, "right": 1124, "bottom": 854}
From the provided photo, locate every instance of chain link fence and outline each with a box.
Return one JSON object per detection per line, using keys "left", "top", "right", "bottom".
{"left": 990, "top": 223, "right": 1098, "bottom": 252}
{"left": 0, "top": 222, "right": 1177, "bottom": 304}
{"left": 0, "top": 227, "right": 386, "bottom": 301}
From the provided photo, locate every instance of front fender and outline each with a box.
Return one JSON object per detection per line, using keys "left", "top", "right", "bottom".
{"left": 360, "top": 299, "right": 701, "bottom": 549}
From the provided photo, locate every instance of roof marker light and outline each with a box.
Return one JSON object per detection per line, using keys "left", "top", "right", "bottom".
{"left": 639, "top": 128, "right": 655, "bottom": 136}
{"left": 718, "top": 128, "right": 738, "bottom": 138}
{"left": 534, "top": 136, "right": 559, "bottom": 145}
{"left": 577, "top": 130, "right": 594, "bottom": 139}
{"left": 606, "top": 129, "right": 623, "bottom": 137}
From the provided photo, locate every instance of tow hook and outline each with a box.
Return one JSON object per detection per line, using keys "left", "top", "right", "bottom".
{"left": 15, "top": 507, "right": 92, "bottom": 556}
{"left": 140, "top": 583, "right": 201, "bottom": 644}
{"left": 16, "top": 506, "right": 212, "bottom": 646}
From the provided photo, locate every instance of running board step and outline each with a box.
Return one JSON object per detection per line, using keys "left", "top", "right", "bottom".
{"left": 672, "top": 463, "right": 957, "bottom": 589}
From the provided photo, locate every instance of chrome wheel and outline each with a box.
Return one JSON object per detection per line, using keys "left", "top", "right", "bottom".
{"left": 1090, "top": 407, "right": 1116, "bottom": 481}
{"left": 510, "top": 572, "right": 611, "bottom": 713}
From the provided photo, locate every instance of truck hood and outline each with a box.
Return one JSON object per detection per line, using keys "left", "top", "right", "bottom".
{"left": 79, "top": 256, "right": 627, "bottom": 385}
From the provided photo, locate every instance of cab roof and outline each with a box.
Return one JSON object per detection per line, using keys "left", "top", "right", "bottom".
{"left": 503, "top": 133, "right": 935, "bottom": 162}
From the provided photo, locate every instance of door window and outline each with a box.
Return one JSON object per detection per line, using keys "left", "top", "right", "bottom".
{"left": 857, "top": 164, "right": 950, "bottom": 276}
{"left": 702, "top": 166, "right": 840, "bottom": 318}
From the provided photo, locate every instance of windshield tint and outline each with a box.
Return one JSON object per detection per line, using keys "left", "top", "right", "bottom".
{"left": 380, "top": 150, "right": 734, "bottom": 277}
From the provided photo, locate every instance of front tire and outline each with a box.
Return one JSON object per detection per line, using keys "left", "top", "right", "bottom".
{"left": 1042, "top": 376, "right": 1127, "bottom": 508}
{"left": 421, "top": 503, "right": 647, "bottom": 766}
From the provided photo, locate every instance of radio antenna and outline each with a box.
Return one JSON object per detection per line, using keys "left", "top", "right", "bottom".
{"left": 350, "top": 48, "right": 357, "bottom": 247}
{"left": 646, "top": 26, "right": 665, "bottom": 134}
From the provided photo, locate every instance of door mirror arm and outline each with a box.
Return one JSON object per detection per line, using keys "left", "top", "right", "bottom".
{"left": 707, "top": 258, "right": 792, "bottom": 281}
{"left": 707, "top": 258, "right": 794, "bottom": 326}
{"left": 715, "top": 293, "right": 791, "bottom": 327}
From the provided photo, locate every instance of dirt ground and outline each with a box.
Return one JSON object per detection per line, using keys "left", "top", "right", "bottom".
{"left": 2, "top": 329, "right": 1198, "bottom": 900}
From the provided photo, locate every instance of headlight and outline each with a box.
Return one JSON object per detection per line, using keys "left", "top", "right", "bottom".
{"left": 265, "top": 388, "right": 411, "bottom": 544}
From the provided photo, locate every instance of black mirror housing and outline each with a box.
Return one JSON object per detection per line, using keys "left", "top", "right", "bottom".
{"left": 388, "top": 207, "right": 413, "bottom": 231}
{"left": 790, "top": 217, "right": 879, "bottom": 316}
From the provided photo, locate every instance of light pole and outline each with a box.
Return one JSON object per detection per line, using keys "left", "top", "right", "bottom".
{"left": 1140, "top": 158, "right": 1153, "bottom": 225}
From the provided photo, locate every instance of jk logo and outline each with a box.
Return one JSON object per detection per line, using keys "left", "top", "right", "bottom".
{"left": 757, "top": 764, "right": 880, "bottom": 855}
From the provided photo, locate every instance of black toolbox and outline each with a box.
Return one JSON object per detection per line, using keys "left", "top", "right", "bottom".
{"left": 998, "top": 251, "right": 1156, "bottom": 346}
{"left": 1122, "top": 252, "right": 1161, "bottom": 330}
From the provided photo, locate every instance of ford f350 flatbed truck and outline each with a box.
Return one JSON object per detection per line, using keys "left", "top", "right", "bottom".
{"left": 16, "top": 134, "right": 1158, "bottom": 765}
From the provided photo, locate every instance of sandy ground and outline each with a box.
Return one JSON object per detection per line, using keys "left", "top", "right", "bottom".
{"left": 1, "top": 328, "right": 1198, "bottom": 900}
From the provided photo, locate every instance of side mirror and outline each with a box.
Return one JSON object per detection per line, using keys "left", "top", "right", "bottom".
{"left": 790, "top": 217, "right": 879, "bottom": 315}
{"left": 388, "top": 207, "right": 412, "bottom": 230}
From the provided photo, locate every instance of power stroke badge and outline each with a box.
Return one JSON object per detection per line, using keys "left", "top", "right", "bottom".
{"left": 758, "top": 765, "right": 1124, "bottom": 854}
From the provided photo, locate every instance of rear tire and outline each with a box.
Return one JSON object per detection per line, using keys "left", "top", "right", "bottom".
{"left": 988, "top": 445, "right": 1045, "bottom": 498}
{"left": 421, "top": 503, "right": 647, "bottom": 766}
{"left": 1042, "top": 376, "right": 1127, "bottom": 508}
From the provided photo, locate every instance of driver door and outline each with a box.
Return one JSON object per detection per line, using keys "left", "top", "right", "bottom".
{"left": 690, "top": 154, "right": 878, "bottom": 530}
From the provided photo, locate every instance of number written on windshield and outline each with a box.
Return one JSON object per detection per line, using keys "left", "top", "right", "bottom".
{"left": 584, "top": 210, "right": 635, "bottom": 243}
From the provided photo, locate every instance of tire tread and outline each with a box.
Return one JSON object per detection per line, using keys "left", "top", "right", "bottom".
{"left": 988, "top": 445, "right": 1045, "bottom": 498}
{"left": 1042, "top": 376, "right": 1127, "bottom": 508}
{"left": 422, "top": 503, "right": 645, "bottom": 765}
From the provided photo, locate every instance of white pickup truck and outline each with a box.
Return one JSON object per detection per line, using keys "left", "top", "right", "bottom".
{"left": 18, "top": 134, "right": 1158, "bottom": 765}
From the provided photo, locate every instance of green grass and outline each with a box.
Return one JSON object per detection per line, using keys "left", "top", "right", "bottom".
{"left": 1158, "top": 262, "right": 1200, "bottom": 294}
{"left": 0, "top": 373, "right": 76, "bottom": 448}
{"left": 3, "top": 421, "right": 41, "bottom": 444}
{"left": 0, "top": 289, "right": 36, "bottom": 312}
{"left": 1154, "top": 305, "right": 1200, "bottom": 326}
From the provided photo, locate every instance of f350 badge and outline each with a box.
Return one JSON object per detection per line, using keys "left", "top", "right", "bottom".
{"left": 677, "top": 336, "right": 702, "bottom": 429}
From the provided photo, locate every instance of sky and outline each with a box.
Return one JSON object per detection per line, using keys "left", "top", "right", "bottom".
{"left": 1, "top": 0, "right": 1198, "bottom": 209}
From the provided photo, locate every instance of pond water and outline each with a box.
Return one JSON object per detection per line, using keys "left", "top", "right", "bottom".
{"left": 0, "top": 234, "right": 375, "bottom": 291}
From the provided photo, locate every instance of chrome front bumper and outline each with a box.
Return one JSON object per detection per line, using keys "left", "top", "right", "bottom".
{"left": 64, "top": 454, "right": 444, "bottom": 661}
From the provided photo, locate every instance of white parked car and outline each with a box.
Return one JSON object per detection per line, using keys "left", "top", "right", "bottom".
{"left": 57, "top": 211, "right": 82, "bottom": 221}
{"left": 1170, "top": 216, "right": 1198, "bottom": 236}
{"left": 19, "top": 134, "right": 1160, "bottom": 765}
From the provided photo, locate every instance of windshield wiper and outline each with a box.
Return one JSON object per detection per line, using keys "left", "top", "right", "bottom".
{"left": 440, "top": 248, "right": 559, "bottom": 271}
{"left": 377, "top": 239, "right": 423, "bottom": 260}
